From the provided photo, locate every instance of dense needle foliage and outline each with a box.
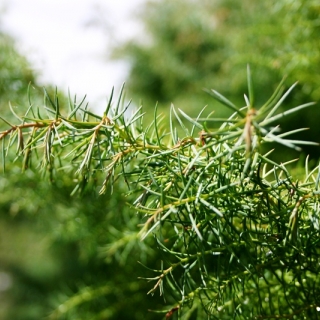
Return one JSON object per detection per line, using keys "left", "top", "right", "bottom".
{"left": 1, "top": 66, "right": 320, "bottom": 319}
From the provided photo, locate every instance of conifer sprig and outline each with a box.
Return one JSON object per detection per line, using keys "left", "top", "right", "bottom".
{"left": 1, "top": 68, "right": 320, "bottom": 318}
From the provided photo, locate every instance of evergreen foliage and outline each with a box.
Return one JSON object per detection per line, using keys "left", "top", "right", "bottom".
{"left": 1, "top": 66, "right": 320, "bottom": 319}
{"left": 2, "top": 1, "right": 320, "bottom": 318}
{"left": 0, "top": 30, "right": 160, "bottom": 320}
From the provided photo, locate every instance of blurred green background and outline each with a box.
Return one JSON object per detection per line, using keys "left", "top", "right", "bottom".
{"left": 0, "top": 0, "right": 320, "bottom": 319}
